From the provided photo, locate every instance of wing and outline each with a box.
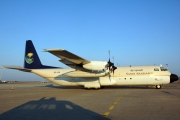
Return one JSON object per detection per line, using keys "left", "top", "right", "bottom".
{"left": 43, "top": 49, "right": 90, "bottom": 68}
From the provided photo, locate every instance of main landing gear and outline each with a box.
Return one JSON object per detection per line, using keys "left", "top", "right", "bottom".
{"left": 156, "top": 85, "right": 162, "bottom": 89}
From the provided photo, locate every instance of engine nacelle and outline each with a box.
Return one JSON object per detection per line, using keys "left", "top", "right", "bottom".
{"left": 83, "top": 61, "right": 107, "bottom": 71}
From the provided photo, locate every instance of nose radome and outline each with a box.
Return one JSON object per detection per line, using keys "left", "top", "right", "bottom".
{"left": 170, "top": 74, "right": 179, "bottom": 83}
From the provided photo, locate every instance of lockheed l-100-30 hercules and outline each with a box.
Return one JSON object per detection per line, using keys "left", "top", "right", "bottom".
{"left": 3, "top": 40, "right": 178, "bottom": 89}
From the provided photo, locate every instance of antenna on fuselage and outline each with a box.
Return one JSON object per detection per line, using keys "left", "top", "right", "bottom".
{"left": 166, "top": 64, "right": 168, "bottom": 69}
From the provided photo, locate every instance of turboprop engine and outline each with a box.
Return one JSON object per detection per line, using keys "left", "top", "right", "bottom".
{"left": 83, "top": 50, "right": 117, "bottom": 74}
{"left": 83, "top": 61, "right": 107, "bottom": 71}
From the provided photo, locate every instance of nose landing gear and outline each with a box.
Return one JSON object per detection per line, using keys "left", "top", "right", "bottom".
{"left": 156, "top": 85, "right": 162, "bottom": 89}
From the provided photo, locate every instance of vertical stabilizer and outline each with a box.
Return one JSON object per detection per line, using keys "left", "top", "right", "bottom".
{"left": 24, "top": 40, "right": 43, "bottom": 69}
{"left": 24, "top": 40, "right": 57, "bottom": 69}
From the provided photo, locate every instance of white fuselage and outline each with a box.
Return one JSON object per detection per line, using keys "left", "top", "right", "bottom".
{"left": 31, "top": 66, "right": 171, "bottom": 88}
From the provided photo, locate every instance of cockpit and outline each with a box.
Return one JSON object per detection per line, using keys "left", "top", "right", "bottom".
{"left": 160, "top": 67, "right": 168, "bottom": 71}
{"left": 154, "top": 67, "right": 168, "bottom": 71}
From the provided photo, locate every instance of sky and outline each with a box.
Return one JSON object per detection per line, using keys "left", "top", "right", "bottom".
{"left": 0, "top": 0, "right": 180, "bottom": 81}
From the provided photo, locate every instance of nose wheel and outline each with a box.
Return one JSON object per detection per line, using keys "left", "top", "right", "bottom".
{"left": 156, "top": 85, "right": 162, "bottom": 89}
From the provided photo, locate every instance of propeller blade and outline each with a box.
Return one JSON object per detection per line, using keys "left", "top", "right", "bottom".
{"left": 107, "top": 50, "right": 113, "bottom": 70}
{"left": 112, "top": 65, "right": 117, "bottom": 74}
{"left": 112, "top": 56, "right": 117, "bottom": 74}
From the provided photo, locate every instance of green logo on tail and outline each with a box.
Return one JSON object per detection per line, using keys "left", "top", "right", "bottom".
{"left": 25, "top": 52, "right": 34, "bottom": 64}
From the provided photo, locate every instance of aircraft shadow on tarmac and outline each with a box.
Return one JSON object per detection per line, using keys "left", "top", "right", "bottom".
{"left": 0, "top": 97, "right": 110, "bottom": 120}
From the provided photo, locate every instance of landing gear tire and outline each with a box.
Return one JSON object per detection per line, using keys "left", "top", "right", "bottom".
{"left": 156, "top": 85, "right": 162, "bottom": 89}
{"left": 94, "top": 88, "right": 99, "bottom": 90}
{"left": 85, "top": 88, "right": 100, "bottom": 90}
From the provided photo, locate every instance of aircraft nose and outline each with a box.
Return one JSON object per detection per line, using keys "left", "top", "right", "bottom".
{"left": 170, "top": 74, "right": 179, "bottom": 83}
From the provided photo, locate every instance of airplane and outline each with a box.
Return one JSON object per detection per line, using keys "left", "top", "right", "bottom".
{"left": 2, "top": 40, "right": 178, "bottom": 89}
{"left": 1, "top": 80, "right": 7, "bottom": 83}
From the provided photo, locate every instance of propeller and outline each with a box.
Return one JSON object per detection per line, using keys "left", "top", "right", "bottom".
{"left": 107, "top": 50, "right": 113, "bottom": 70}
{"left": 106, "top": 50, "right": 117, "bottom": 74}
{"left": 112, "top": 56, "right": 117, "bottom": 74}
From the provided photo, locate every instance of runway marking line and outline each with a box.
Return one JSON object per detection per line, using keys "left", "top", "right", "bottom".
{"left": 103, "top": 95, "right": 123, "bottom": 117}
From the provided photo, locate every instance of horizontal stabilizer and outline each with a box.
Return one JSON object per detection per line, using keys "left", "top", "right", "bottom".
{"left": 2, "top": 66, "right": 31, "bottom": 72}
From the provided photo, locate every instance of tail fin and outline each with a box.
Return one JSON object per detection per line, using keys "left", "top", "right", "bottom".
{"left": 24, "top": 40, "right": 57, "bottom": 69}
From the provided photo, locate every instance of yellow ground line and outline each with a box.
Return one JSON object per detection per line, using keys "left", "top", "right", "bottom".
{"left": 103, "top": 112, "right": 109, "bottom": 117}
{"left": 109, "top": 105, "right": 114, "bottom": 110}
{"left": 103, "top": 95, "right": 123, "bottom": 117}
{"left": 114, "top": 102, "right": 118, "bottom": 105}
{"left": 117, "top": 96, "right": 123, "bottom": 101}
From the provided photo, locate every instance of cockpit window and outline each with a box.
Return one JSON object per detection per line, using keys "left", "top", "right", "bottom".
{"left": 154, "top": 68, "right": 159, "bottom": 71}
{"left": 160, "top": 67, "right": 168, "bottom": 71}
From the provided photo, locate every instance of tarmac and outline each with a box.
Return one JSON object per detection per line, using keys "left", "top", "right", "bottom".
{"left": 0, "top": 81, "right": 180, "bottom": 120}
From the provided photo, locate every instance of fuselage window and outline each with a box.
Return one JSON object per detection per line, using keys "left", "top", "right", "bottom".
{"left": 154, "top": 68, "right": 159, "bottom": 71}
